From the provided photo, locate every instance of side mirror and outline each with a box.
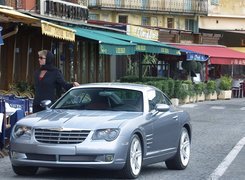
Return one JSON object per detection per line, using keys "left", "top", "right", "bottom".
{"left": 40, "top": 100, "right": 52, "bottom": 109}
{"left": 155, "top": 104, "right": 170, "bottom": 112}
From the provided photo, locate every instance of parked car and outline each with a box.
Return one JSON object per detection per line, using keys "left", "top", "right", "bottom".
{"left": 9, "top": 83, "right": 192, "bottom": 179}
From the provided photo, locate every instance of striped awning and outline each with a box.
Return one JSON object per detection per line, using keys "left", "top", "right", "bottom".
{"left": 41, "top": 21, "right": 75, "bottom": 42}
{"left": 71, "top": 27, "right": 136, "bottom": 55}
{"left": 0, "top": 6, "right": 38, "bottom": 24}
{"left": 0, "top": 6, "right": 75, "bottom": 42}
{"left": 92, "top": 30, "right": 181, "bottom": 55}
{"left": 173, "top": 44, "right": 245, "bottom": 65}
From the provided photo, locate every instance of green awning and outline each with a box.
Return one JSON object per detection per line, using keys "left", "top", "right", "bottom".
{"left": 91, "top": 30, "right": 181, "bottom": 55}
{"left": 72, "top": 27, "right": 136, "bottom": 55}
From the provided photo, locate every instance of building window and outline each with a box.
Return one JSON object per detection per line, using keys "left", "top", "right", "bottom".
{"left": 167, "top": 18, "right": 174, "bottom": 29}
{"left": 185, "top": 19, "right": 194, "bottom": 31}
{"left": 0, "top": 0, "right": 5, "bottom": 5}
{"left": 89, "top": 13, "right": 99, "bottom": 20}
{"left": 142, "top": 16, "right": 150, "bottom": 26}
{"left": 211, "top": 0, "right": 219, "bottom": 5}
{"left": 152, "top": 17, "right": 158, "bottom": 26}
{"left": 101, "top": 14, "right": 109, "bottom": 21}
{"left": 118, "top": 15, "right": 128, "bottom": 24}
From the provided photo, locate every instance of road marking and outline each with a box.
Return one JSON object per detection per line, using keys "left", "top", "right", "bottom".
{"left": 210, "top": 106, "right": 225, "bottom": 109}
{"left": 207, "top": 137, "right": 245, "bottom": 180}
{"left": 180, "top": 104, "right": 197, "bottom": 108}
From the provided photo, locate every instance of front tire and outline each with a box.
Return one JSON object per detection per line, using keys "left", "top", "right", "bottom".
{"left": 121, "top": 134, "right": 143, "bottom": 179}
{"left": 12, "top": 165, "right": 38, "bottom": 176}
{"left": 165, "top": 127, "right": 191, "bottom": 170}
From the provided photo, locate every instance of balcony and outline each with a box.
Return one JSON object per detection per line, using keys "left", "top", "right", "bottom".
{"left": 88, "top": 0, "right": 208, "bottom": 16}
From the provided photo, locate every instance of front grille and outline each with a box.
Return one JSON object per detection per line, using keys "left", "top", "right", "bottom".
{"left": 25, "top": 153, "right": 97, "bottom": 162}
{"left": 34, "top": 129, "right": 90, "bottom": 144}
{"left": 59, "top": 155, "right": 97, "bottom": 162}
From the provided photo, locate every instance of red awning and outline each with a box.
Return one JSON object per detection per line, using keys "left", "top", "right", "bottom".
{"left": 170, "top": 44, "right": 245, "bottom": 65}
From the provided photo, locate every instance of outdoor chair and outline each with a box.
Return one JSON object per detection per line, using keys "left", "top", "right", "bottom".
{"left": 232, "top": 79, "right": 244, "bottom": 98}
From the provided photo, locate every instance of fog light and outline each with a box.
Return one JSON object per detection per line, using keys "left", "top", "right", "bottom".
{"left": 10, "top": 151, "right": 27, "bottom": 159}
{"left": 105, "top": 154, "right": 114, "bottom": 162}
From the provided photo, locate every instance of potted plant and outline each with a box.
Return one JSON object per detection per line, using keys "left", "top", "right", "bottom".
{"left": 194, "top": 82, "right": 205, "bottom": 102}
{"left": 218, "top": 76, "right": 232, "bottom": 100}
{"left": 178, "top": 83, "right": 190, "bottom": 104}
{"left": 205, "top": 80, "right": 217, "bottom": 100}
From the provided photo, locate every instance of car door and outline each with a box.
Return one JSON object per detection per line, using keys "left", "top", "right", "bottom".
{"left": 149, "top": 90, "right": 180, "bottom": 155}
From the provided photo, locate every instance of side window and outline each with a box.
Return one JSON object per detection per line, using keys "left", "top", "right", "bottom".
{"left": 148, "top": 90, "right": 171, "bottom": 111}
{"left": 162, "top": 93, "right": 172, "bottom": 105}
{"left": 148, "top": 90, "right": 163, "bottom": 111}
{"left": 80, "top": 93, "right": 91, "bottom": 103}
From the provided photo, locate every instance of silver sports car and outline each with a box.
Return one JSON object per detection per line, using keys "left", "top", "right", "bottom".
{"left": 10, "top": 83, "right": 191, "bottom": 179}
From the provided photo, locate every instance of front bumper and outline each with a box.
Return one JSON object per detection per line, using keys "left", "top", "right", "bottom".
{"left": 10, "top": 139, "right": 128, "bottom": 169}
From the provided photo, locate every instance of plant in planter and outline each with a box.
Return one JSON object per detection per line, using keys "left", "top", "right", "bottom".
{"left": 7, "top": 81, "right": 34, "bottom": 98}
{"left": 219, "top": 76, "right": 232, "bottom": 90}
{"left": 178, "top": 83, "right": 190, "bottom": 104}
{"left": 194, "top": 82, "right": 205, "bottom": 101}
{"left": 218, "top": 76, "right": 232, "bottom": 100}
{"left": 205, "top": 80, "right": 217, "bottom": 100}
{"left": 159, "top": 80, "right": 169, "bottom": 97}
{"left": 171, "top": 80, "right": 181, "bottom": 106}
{"left": 183, "top": 80, "right": 196, "bottom": 103}
{"left": 188, "top": 83, "right": 196, "bottom": 103}
{"left": 167, "top": 79, "right": 175, "bottom": 99}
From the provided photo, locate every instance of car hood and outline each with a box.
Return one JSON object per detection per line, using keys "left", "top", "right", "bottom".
{"left": 17, "top": 109, "right": 143, "bottom": 130}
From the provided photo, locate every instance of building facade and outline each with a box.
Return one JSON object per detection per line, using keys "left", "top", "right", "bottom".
{"left": 200, "top": 0, "right": 245, "bottom": 30}
{"left": 88, "top": 0, "right": 208, "bottom": 33}
{"left": 199, "top": 0, "right": 245, "bottom": 79}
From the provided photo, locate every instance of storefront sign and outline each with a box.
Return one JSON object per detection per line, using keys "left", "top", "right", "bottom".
{"left": 186, "top": 53, "right": 209, "bottom": 61}
{"left": 116, "top": 47, "right": 126, "bottom": 54}
{"left": 136, "top": 45, "right": 146, "bottom": 51}
{"left": 127, "top": 25, "right": 158, "bottom": 41}
{"left": 100, "top": 44, "right": 134, "bottom": 55}
{"left": 41, "top": 21, "right": 75, "bottom": 42}
{"left": 231, "top": 59, "right": 245, "bottom": 65}
{"left": 160, "top": 48, "right": 170, "bottom": 54}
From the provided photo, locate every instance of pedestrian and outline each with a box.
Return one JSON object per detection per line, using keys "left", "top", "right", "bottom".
{"left": 33, "top": 50, "right": 79, "bottom": 113}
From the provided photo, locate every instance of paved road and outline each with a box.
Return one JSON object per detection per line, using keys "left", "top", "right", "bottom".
{"left": 0, "top": 98, "right": 244, "bottom": 180}
{"left": 181, "top": 98, "right": 245, "bottom": 180}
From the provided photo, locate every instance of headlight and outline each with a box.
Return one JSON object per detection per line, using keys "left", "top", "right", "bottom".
{"left": 92, "top": 128, "right": 120, "bottom": 141}
{"left": 13, "top": 125, "right": 32, "bottom": 139}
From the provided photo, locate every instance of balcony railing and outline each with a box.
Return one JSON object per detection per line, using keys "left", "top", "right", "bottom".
{"left": 88, "top": 0, "right": 208, "bottom": 15}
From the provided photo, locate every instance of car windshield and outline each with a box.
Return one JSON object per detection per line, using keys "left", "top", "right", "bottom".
{"left": 52, "top": 88, "right": 143, "bottom": 112}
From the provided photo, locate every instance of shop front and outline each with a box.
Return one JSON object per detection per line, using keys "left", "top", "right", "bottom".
{"left": 0, "top": 6, "right": 76, "bottom": 90}
{"left": 169, "top": 44, "right": 245, "bottom": 81}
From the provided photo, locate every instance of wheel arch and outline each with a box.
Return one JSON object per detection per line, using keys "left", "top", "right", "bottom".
{"left": 183, "top": 123, "right": 192, "bottom": 142}
{"left": 133, "top": 131, "right": 145, "bottom": 157}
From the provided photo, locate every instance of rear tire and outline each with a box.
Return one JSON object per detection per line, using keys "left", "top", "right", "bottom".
{"left": 121, "top": 134, "right": 142, "bottom": 179}
{"left": 165, "top": 127, "right": 191, "bottom": 170}
{"left": 12, "top": 165, "right": 38, "bottom": 176}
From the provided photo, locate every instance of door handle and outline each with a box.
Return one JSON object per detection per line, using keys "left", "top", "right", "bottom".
{"left": 173, "top": 115, "right": 178, "bottom": 120}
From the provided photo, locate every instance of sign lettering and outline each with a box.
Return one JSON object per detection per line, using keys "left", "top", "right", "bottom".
{"left": 161, "top": 48, "right": 169, "bottom": 54}
{"left": 116, "top": 48, "right": 126, "bottom": 54}
{"left": 136, "top": 45, "right": 146, "bottom": 51}
{"left": 127, "top": 25, "right": 159, "bottom": 41}
{"left": 41, "top": 22, "right": 75, "bottom": 42}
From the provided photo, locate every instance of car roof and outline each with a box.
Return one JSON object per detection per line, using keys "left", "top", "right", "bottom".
{"left": 72, "top": 82, "right": 157, "bottom": 92}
